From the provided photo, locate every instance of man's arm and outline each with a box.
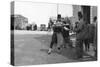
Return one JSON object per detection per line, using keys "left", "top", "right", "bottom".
{"left": 74, "top": 21, "right": 84, "bottom": 32}
{"left": 63, "top": 27, "right": 70, "bottom": 31}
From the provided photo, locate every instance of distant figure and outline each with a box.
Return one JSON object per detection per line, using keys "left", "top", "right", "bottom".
{"left": 27, "top": 25, "right": 31, "bottom": 30}
{"left": 74, "top": 21, "right": 79, "bottom": 34}
{"left": 34, "top": 24, "right": 37, "bottom": 30}
{"left": 47, "top": 18, "right": 53, "bottom": 31}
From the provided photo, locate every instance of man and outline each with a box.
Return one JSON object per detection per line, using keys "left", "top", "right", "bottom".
{"left": 75, "top": 11, "right": 89, "bottom": 59}
{"left": 34, "top": 24, "right": 37, "bottom": 30}
{"left": 48, "top": 14, "right": 63, "bottom": 54}
{"left": 47, "top": 18, "right": 53, "bottom": 31}
{"left": 74, "top": 22, "right": 79, "bottom": 33}
{"left": 61, "top": 20, "right": 70, "bottom": 48}
{"left": 92, "top": 16, "right": 97, "bottom": 58}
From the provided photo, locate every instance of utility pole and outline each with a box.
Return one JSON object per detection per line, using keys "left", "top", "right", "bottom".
{"left": 57, "top": 3, "right": 59, "bottom": 16}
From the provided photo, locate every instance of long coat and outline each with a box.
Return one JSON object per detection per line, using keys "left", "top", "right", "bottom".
{"left": 75, "top": 19, "right": 96, "bottom": 43}
{"left": 74, "top": 19, "right": 89, "bottom": 40}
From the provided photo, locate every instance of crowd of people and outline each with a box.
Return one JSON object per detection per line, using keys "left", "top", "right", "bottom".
{"left": 47, "top": 11, "right": 97, "bottom": 60}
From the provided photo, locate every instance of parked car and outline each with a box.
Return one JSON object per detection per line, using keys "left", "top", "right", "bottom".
{"left": 40, "top": 24, "right": 47, "bottom": 31}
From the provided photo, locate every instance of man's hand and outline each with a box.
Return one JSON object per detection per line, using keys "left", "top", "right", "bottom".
{"left": 64, "top": 27, "right": 69, "bottom": 30}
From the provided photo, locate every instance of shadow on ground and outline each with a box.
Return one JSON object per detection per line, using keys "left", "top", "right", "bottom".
{"left": 35, "top": 34, "right": 97, "bottom": 62}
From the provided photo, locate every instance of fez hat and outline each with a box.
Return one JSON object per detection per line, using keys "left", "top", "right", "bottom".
{"left": 57, "top": 14, "right": 61, "bottom": 19}
{"left": 78, "top": 11, "right": 83, "bottom": 18}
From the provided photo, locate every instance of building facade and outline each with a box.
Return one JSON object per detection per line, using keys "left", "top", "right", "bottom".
{"left": 11, "top": 15, "right": 28, "bottom": 30}
{"left": 71, "top": 5, "right": 97, "bottom": 27}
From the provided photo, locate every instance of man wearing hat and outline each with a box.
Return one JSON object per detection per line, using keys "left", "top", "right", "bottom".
{"left": 48, "top": 14, "right": 64, "bottom": 54}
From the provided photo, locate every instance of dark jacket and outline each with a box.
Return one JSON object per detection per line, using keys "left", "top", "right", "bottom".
{"left": 88, "top": 22, "right": 97, "bottom": 44}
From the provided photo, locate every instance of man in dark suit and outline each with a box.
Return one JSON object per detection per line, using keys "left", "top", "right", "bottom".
{"left": 61, "top": 20, "right": 70, "bottom": 48}
{"left": 48, "top": 14, "right": 63, "bottom": 54}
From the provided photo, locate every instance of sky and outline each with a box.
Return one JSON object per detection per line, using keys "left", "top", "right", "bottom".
{"left": 15, "top": 1, "right": 73, "bottom": 27}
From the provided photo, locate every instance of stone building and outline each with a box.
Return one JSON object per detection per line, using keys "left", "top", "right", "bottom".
{"left": 11, "top": 14, "right": 28, "bottom": 30}
{"left": 90, "top": 6, "right": 97, "bottom": 23}
{"left": 70, "top": 5, "right": 97, "bottom": 28}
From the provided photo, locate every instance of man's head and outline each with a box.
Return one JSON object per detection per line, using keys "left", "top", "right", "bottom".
{"left": 75, "top": 21, "right": 79, "bottom": 24}
{"left": 78, "top": 11, "right": 83, "bottom": 20}
{"left": 93, "top": 16, "right": 97, "bottom": 22}
{"left": 57, "top": 14, "right": 61, "bottom": 21}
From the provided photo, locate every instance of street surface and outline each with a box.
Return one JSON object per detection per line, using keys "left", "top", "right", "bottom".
{"left": 12, "top": 30, "right": 96, "bottom": 66}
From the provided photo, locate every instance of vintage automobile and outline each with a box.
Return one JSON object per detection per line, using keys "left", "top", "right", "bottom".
{"left": 40, "top": 24, "right": 47, "bottom": 31}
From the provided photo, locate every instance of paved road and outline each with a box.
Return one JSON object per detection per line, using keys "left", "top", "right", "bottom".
{"left": 13, "top": 30, "right": 96, "bottom": 66}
